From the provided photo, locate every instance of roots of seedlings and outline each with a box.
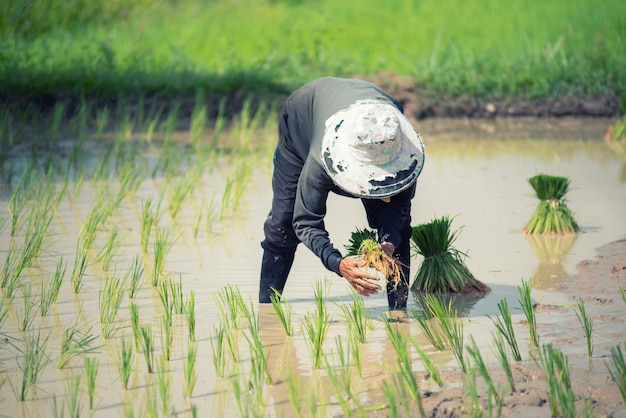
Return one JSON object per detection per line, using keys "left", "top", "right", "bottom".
{"left": 358, "top": 239, "right": 403, "bottom": 291}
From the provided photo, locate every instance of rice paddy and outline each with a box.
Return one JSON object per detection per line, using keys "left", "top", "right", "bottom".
{"left": 0, "top": 109, "right": 625, "bottom": 417}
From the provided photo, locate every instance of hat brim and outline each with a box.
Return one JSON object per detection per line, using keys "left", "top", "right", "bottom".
{"left": 321, "top": 101, "right": 425, "bottom": 198}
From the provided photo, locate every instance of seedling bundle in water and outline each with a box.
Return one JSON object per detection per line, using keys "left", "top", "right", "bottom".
{"left": 344, "top": 227, "right": 402, "bottom": 291}
{"left": 524, "top": 174, "right": 579, "bottom": 234}
{"left": 410, "top": 215, "right": 490, "bottom": 294}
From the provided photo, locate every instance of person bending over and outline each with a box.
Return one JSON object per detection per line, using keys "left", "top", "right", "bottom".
{"left": 259, "top": 76, "right": 425, "bottom": 309}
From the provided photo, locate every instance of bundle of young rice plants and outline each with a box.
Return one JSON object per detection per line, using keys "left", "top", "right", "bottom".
{"left": 524, "top": 174, "right": 579, "bottom": 234}
{"left": 410, "top": 215, "right": 490, "bottom": 293}
{"left": 344, "top": 227, "right": 402, "bottom": 291}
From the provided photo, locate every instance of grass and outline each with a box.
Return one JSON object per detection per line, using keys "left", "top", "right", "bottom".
{"left": 1, "top": 0, "right": 624, "bottom": 103}
{"left": 410, "top": 215, "right": 490, "bottom": 293}
{"left": 524, "top": 174, "right": 579, "bottom": 234}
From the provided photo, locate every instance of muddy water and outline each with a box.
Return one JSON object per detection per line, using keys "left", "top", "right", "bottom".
{"left": 0, "top": 118, "right": 625, "bottom": 417}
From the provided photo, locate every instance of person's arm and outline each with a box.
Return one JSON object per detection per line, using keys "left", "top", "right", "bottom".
{"left": 292, "top": 160, "right": 382, "bottom": 296}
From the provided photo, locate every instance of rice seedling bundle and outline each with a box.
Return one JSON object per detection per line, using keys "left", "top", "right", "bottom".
{"left": 524, "top": 174, "right": 579, "bottom": 234}
{"left": 344, "top": 227, "right": 402, "bottom": 290}
{"left": 410, "top": 216, "right": 490, "bottom": 293}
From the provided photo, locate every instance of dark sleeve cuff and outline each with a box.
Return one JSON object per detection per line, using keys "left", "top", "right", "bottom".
{"left": 327, "top": 252, "right": 343, "bottom": 276}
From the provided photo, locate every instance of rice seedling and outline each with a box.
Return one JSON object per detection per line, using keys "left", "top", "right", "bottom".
{"left": 338, "top": 289, "right": 373, "bottom": 344}
{"left": 409, "top": 337, "right": 444, "bottom": 388}
{"left": 57, "top": 315, "right": 100, "bottom": 369}
{"left": 492, "top": 332, "right": 516, "bottom": 393}
{"left": 410, "top": 215, "right": 490, "bottom": 293}
{"left": 118, "top": 334, "right": 134, "bottom": 390}
{"left": 517, "top": 278, "right": 539, "bottom": 348}
{"left": 302, "top": 281, "right": 331, "bottom": 369}
{"left": 575, "top": 298, "right": 594, "bottom": 358}
{"left": 0, "top": 291, "right": 10, "bottom": 328}
{"left": 168, "top": 274, "right": 186, "bottom": 315}
{"left": 129, "top": 302, "right": 141, "bottom": 351}
{"left": 157, "top": 278, "right": 174, "bottom": 329}
{"left": 621, "top": 287, "right": 626, "bottom": 305}
{"left": 17, "top": 283, "right": 38, "bottom": 332}
{"left": 606, "top": 342, "right": 626, "bottom": 405}
{"left": 383, "top": 315, "right": 425, "bottom": 416}
{"left": 487, "top": 298, "right": 522, "bottom": 361}
{"left": 16, "top": 329, "right": 50, "bottom": 401}
{"left": 0, "top": 216, "right": 7, "bottom": 235}
{"left": 139, "top": 323, "right": 155, "bottom": 373}
{"left": 84, "top": 356, "right": 99, "bottom": 410}
{"left": 410, "top": 306, "right": 447, "bottom": 351}
{"left": 535, "top": 344, "right": 576, "bottom": 418}
{"left": 323, "top": 352, "right": 362, "bottom": 417}
{"left": 52, "top": 394, "right": 65, "bottom": 418}
{"left": 64, "top": 373, "right": 82, "bottom": 418}
{"left": 151, "top": 226, "right": 175, "bottom": 287}
{"left": 270, "top": 289, "right": 293, "bottom": 336}
{"left": 126, "top": 254, "right": 144, "bottom": 299}
{"left": 99, "top": 273, "right": 127, "bottom": 339}
{"left": 466, "top": 336, "right": 500, "bottom": 405}
{"left": 285, "top": 371, "right": 304, "bottom": 418}
{"left": 95, "top": 226, "right": 123, "bottom": 272}
{"left": 209, "top": 325, "right": 228, "bottom": 377}
{"left": 463, "top": 370, "right": 482, "bottom": 417}
{"left": 160, "top": 315, "right": 173, "bottom": 362}
{"left": 213, "top": 284, "right": 250, "bottom": 328}
{"left": 186, "top": 290, "right": 196, "bottom": 341}
{"left": 140, "top": 197, "right": 159, "bottom": 255}
{"left": 145, "top": 378, "right": 159, "bottom": 418}
{"left": 245, "top": 304, "right": 272, "bottom": 390}
{"left": 40, "top": 256, "right": 66, "bottom": 316}
{"left": 155, "top": 356, "right": 172, "bottom": 416}
{"left": 382, "top": 378, "right": 400, "bottom": 418}
{"left": 424, "top": 295, "right": 467, "bottom": 372}
{"left": 348, "top": 331, "right": 364, "bottom": 378}
{"left": 183, "top": 342, "right": 197, "bottom": 399}
{"left": 70, "top": 243, "right": 88, "bottom": 294}
{"left": 524, "top": 173, "right": 579, "bottom": 234}
{"left": 168, "top": 168, "right": 201, "bottom": 220}
{"left": 344, "top": 227, "right": 402, "bottom": 290}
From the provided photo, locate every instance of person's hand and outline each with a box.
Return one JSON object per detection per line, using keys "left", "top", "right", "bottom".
{"left": 379, "top": 241, "right": 395, "bottom": 257}
{"left": 339, "top": 257, "right": 382, "bottom": 297}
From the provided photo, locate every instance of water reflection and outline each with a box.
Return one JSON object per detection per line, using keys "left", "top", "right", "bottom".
{"left": 524, "top": 233, "right": 578, "bottom": 291}
{"left": 411, "top": 291, "right": 490, "bottom": 319}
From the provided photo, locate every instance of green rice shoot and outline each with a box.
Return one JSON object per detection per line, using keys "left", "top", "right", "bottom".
{"left": 524, "top": 174, "right": 579, "bottom": 235}
{"left": 410, "top": 215, "right": 490, "bottom": 294}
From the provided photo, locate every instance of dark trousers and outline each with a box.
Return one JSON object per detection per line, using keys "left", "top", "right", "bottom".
{"left": 259, "top": 149, "right": 410, "bottom": 309}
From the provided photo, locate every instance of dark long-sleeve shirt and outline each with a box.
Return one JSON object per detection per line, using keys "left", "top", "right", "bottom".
{"left": 279, "top": 77, "right": 416, "bottom": 275}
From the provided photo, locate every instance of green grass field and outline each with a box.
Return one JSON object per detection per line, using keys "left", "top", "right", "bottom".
{"left": 1, "top": 0, "right": 625, "bottom": 103}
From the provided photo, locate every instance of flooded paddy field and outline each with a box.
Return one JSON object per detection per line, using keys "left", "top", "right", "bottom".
{"left": 0, "top": 116, "right": 625, "bottom": 417}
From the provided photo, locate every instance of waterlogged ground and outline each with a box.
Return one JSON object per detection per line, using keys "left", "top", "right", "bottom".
{"left": 0, "top": 117, "right": 625, "bottom": 417}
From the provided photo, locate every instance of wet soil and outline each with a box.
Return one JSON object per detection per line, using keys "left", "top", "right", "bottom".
{"left": 411, "top": 239, "right": 626, "bottom": 417}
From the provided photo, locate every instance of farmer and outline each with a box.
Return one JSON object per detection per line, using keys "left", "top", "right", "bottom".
{"left": 259, "top": 77, "right": 425, "bottom": 309}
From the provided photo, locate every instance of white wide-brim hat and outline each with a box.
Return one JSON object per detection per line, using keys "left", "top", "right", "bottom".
{"left": 321, "top": 100, "right": 425, "bottom": 198}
